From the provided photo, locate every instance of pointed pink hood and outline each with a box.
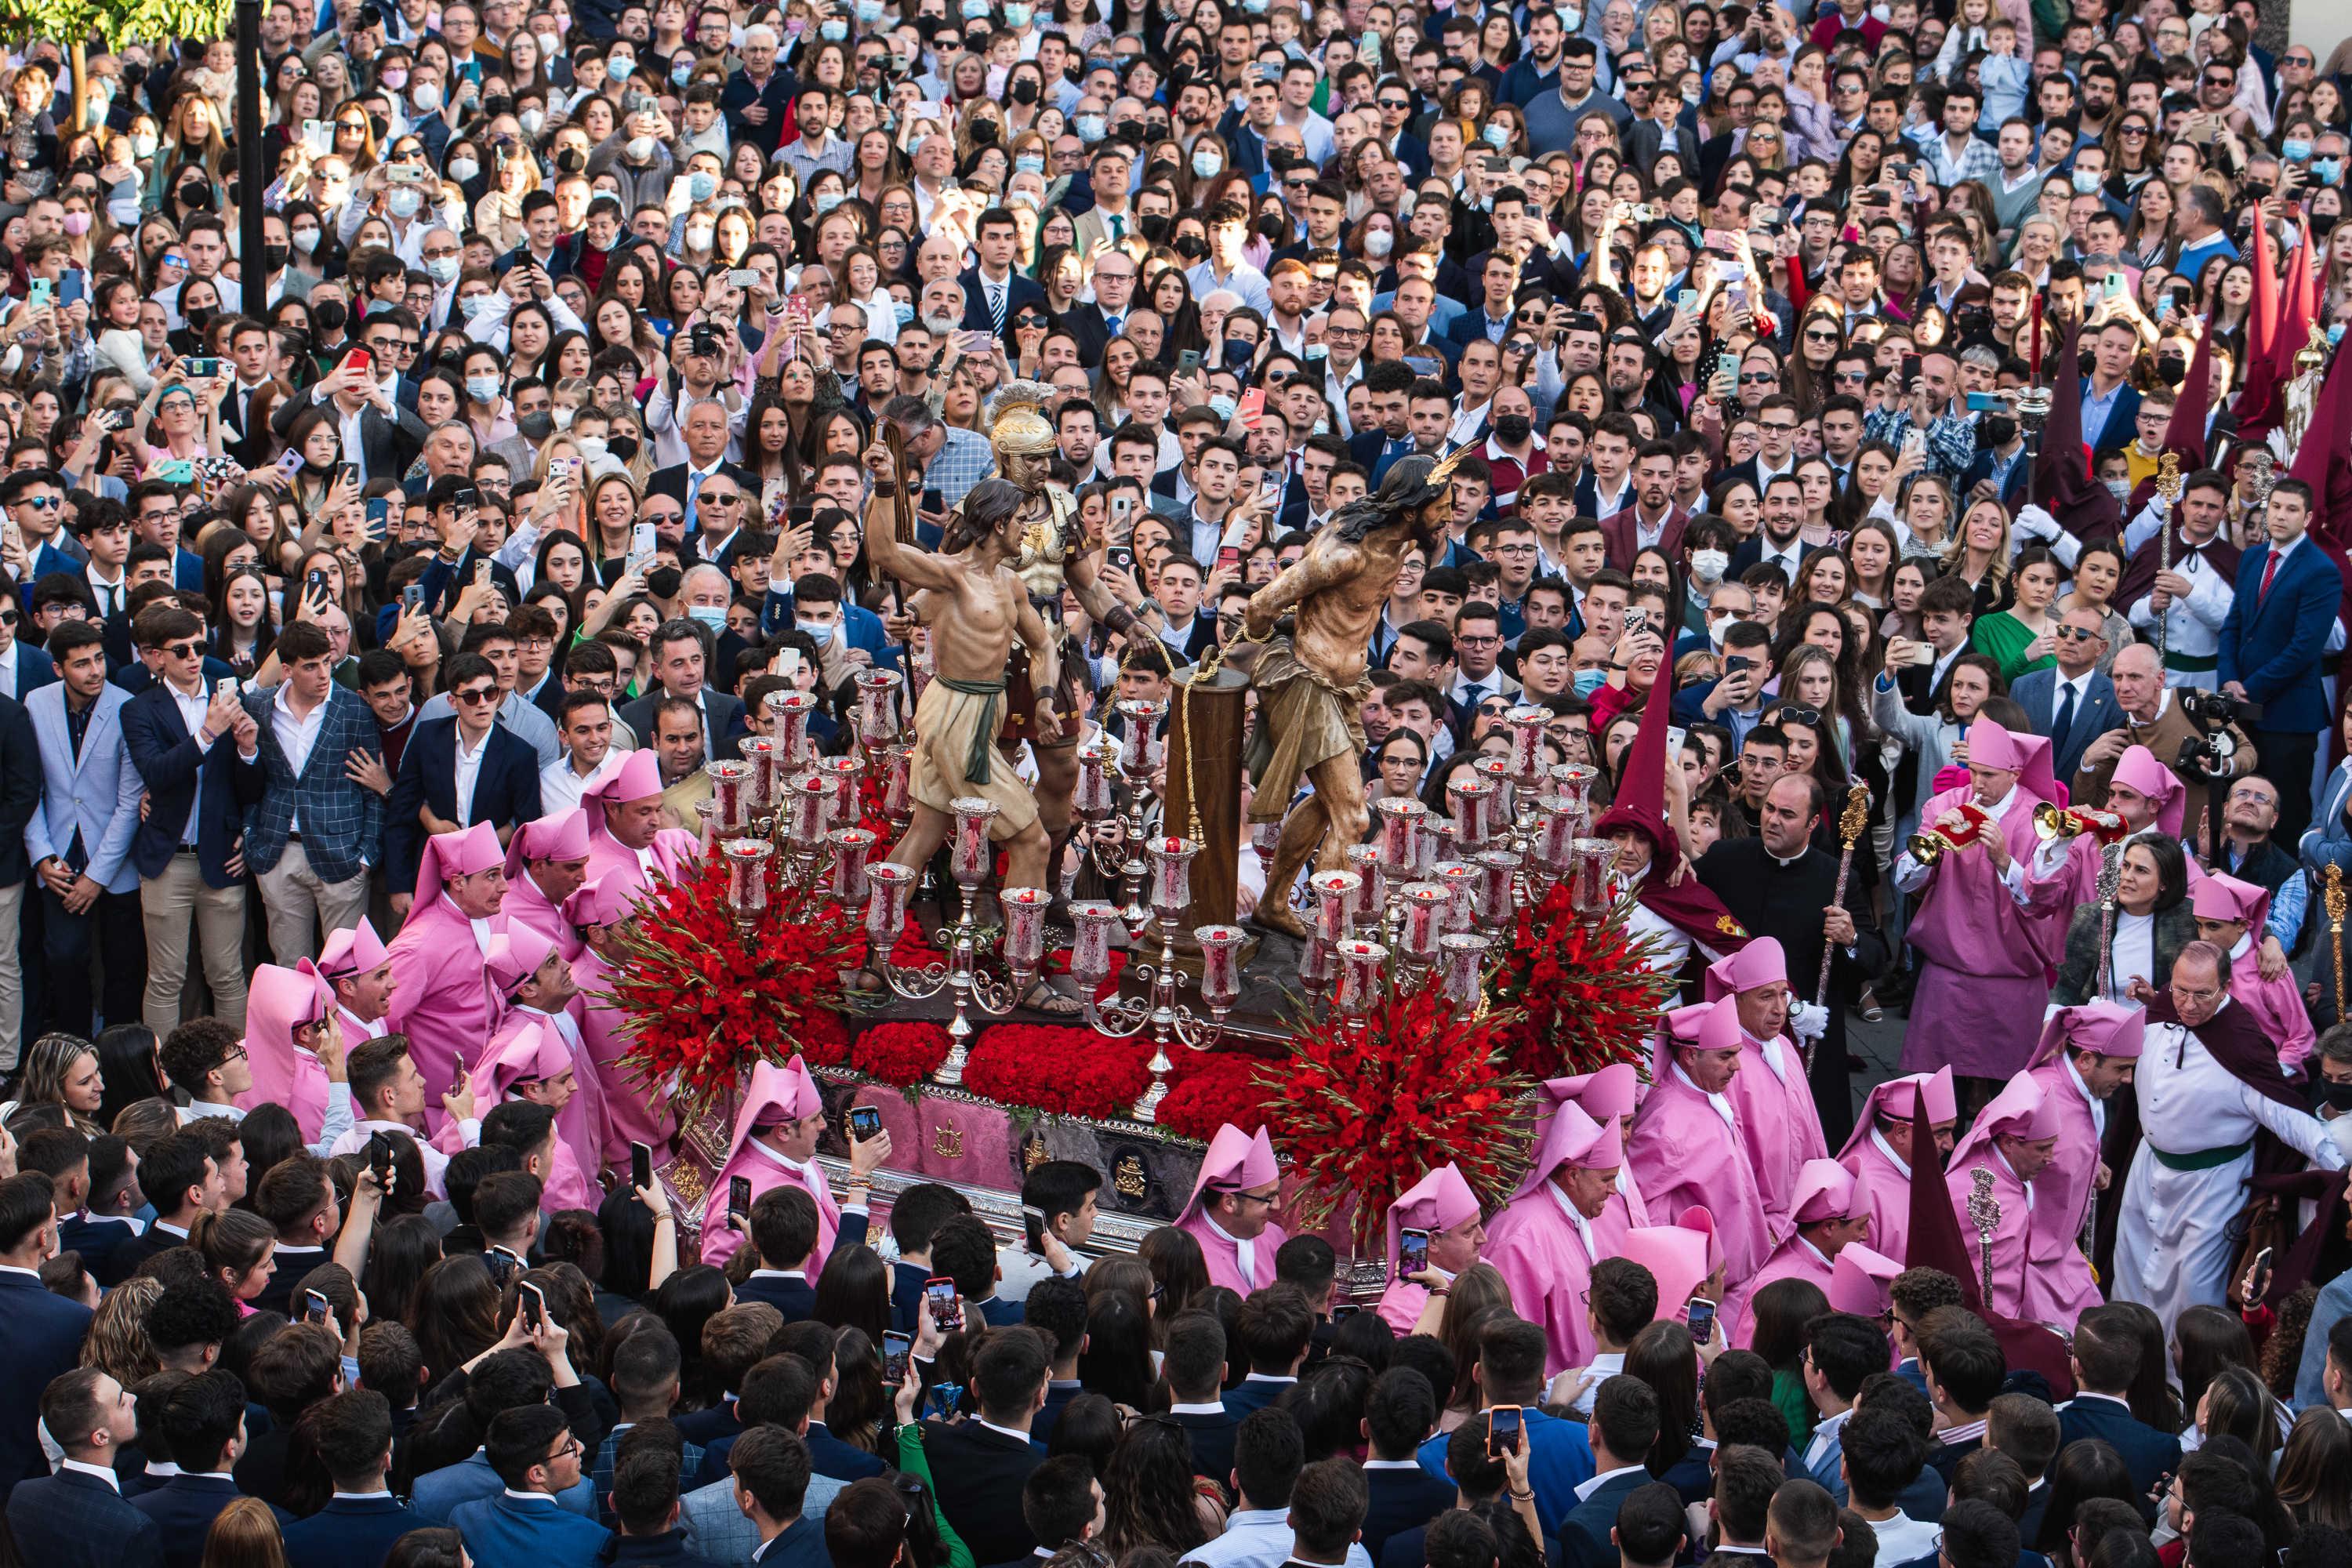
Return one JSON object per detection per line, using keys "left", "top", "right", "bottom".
{"left": 486, "top": 925, "right": 557, "bottom": 998}
{"left": 2192, "top": 870, "right": 2271, "bottom": 937}
{"left": 1828, "top": 1242, "right": 1904, "bottom": 1316}
{"left": 237, "top": 963, "right": 332, "bottom": 1117}
{"left": 2029, "top": 1001, "right": 2145, "bottom": 1069}
{"left": 1180, "top": 1123, "right": 1282, "bottom": 1224}
{"left": 1508, "top": 1101, "right": 1623, "bottom": 1201}
{"left": 1620, "top": 1221, "right": 1715, "bottom": 1318}
{"left": 407, "top": 822, "right": 504, "bottom": 930}
{"left": 2111, "top": 744, "right": 2187, "bottom": 840}
{"left": 1703, "top": 936, "right": 1789, "bottom": 1003}
{"left": 1837, "top": 1067, "right": 1957, "bottom": 1160}
{"left": 1792, "top": 1157, "right": 1868, "bottom": 1225}
{"left": 506, "top": 806, "right": 593, "bottom": 880}
{"left": 1965, "top": 723, "right": 2059, "bottom": 808}
{"left": 316, "top": 919, "right": 388, "bottom": 985}
{"left": 1385, "top": 1163, "right": 1483, "bottom": 1275}
{"left": 584, "top": 749, "right": 665, "bottom": 835}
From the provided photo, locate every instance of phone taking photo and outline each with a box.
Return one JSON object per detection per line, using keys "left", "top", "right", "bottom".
{"left": 884, "top": 1330, "right": 913, "bottom": 1383}
{"left": 848, "top": 1105, "right": 883, "bottom": 1141}
{"left": 521, "top": 1281, "right": 547, "bottom": 1330}
{"left": 728, "top": 1174, "right": 753, "bottom": 1232}
{"left": 1399, "top": 1227, "right": 1430, "bottom": 1276}
{"left": 630, "top": 1141, "right": 653, "bottom": 1192}
{"left": 1486, "top": 1405, "right": 1523, "bottom": 1458}
{"left": 925, "top": 1276, "right": 964, "bottom": 1333}
{"left": 1686, "top": 1297, "right": 1718, "bottom": 1341}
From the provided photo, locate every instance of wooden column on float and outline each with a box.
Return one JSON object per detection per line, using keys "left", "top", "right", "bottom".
{"left": 1163, "top": 665, "right": 1248, "bottom": 931}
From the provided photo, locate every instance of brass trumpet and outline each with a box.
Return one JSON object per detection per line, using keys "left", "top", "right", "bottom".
{"left": 1910, "top": 804, "right": 1993, "bottom": 866}
{"left": 2034, "top": 803, "right": 2128, "bottom": 844}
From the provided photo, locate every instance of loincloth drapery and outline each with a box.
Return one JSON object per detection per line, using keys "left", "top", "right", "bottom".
{"left": 1243, "top": 637, "right": 1370, "bottom": 824}
{"left": 909, "top": 677, "right": 1040, "bottom": 838}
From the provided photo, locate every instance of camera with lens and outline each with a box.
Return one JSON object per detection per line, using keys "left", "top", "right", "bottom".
{"left": 2174, "top": 688, "right": 2259, "bottom": 780}
{"left": 2179, "top": 687, "right": 2258, "bottom": 728}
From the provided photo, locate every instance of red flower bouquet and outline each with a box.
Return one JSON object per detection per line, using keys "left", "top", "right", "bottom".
{"left": 851, "top": 1022, "right": 953, "bottom": 1085}
{"left": 964, "top": 1025, "right": 1155, "bottom": 1120}
{"left": 1154, "top": 1049, "right": 1274, "bottom": 1142}
{"left": 1487, "top": 881, "right": 1675, "bottom": 1082}
{"left": 603, "top": 851, "right": 861, "bottom": 1116}
{"left": 1259, "top": 982, "right": 1531, "bottom": 1251}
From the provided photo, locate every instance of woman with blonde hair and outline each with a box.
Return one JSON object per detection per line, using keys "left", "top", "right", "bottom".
{"left": 19, "top": 1033, "right": 103, "bottom": 1134}
{"left": 199, "top": 1496, "right": 293, "bottom": 1568}
{"left": 1941, "top": 499, "right": 2016, "bottom": 614}
{"left": 81, "top": 1276, "right": 164, "bottom": 1386}
{"left": 146, "top": 92, "right": 232, "bottom": 209}
{"left": 474, "top": 141, "right": 544, "bottom": 255}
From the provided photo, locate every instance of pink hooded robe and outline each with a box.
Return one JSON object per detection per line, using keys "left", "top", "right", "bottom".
{"left": 583, "top": 750, "right": 702, "bottom": 897}
{"left": 235, "top": 964, "right": 336, "bottom": 1143}
{"left": 2021, "top": 746, "right": 2206, "bottom": 923}
{"left": 1901, "top": 724, "right": 2069, "bottom": 1079}
{"left": 315, "top": 920, "right": 393, "bottom": 1044}
{"left": 386, "top": 822, "right": 508, "bottom": 1137}
{"left": 1375, "top": 1163, "right": 1484, "bottom": 1334}
{"left": 1724, "top": 1159, "right": 1870, "bottom": 1347}
{"left": 564, "top": 872, "right": 675, "bottom": 1161}
{"left": 1707, "top": 940, "right": 1828, "bottom": 1244}
{"left": 1620, "top": 1222, "right": 1715, "bottom": 1330}
{"left": 1175, "top": 1126, "right": 1290, "bottom": 1294}
{"left": 1828, "top": 1243, "right": 1904, "bottom": 1317}
{"left": 2194, "top": 873, "right": 2315, "bottom": 1069}
{"left": 474, "top": 924, "right": 611, "bottom": 1194}
{"left": 502, "top": 808, "right": 593, "bottom": 940}
{"left": 1626, "top": 1001, "right": 1774, "bottom": 1287}
{"left": 1483, "top": 1102, "right": 1625, "bottom": 1376}
{"left": 1944, "top": 1072, "right": 2070, "bottom": 1325}
{"left": 2005, "top": 1004, "right": 2146, "bottom": 1328}
{"left": 436, "top": 1018, "right": 598, "bottom": 1211}
{"left": 699, "top": 1054, "right": 862, "bottom": 1271}
{"left": 1836, "top": 1068, "right": 1958, "bottom": 1269}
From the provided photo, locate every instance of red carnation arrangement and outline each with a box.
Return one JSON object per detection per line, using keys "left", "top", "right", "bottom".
{"left": 603, "top": 851, "right": 861, "bottom": 1115}
{"left": 964, "top": 1025, "right": 1156, "bottom": 1120}
{"left": 851, "top": 1022, "right": 953, "bottom": 1085}
{"left": 1259, "top": 983, "right": 1532, "bottom": 1252}
{"left": 1487, "top": 881, "right": 1675, "bottom": 1082}
{"left": 1154, "top": 1049, "right": 1274, "bottom": 1142}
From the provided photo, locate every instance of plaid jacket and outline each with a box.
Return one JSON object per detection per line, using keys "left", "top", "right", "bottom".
{"left": 234, "top": 684, "right": 383, "bottom": 885}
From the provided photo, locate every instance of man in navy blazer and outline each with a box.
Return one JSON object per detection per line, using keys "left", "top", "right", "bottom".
{"left": 1359, "top": 1370, "right": 1457, "bottom": 1565}
{"left": 281, "top": 1389, "right": 418, "bottom": 1568}
{"left": 2009, "top": 605, "right": 2126, "bottom": 789}
{"left": 7, "top": 1366, "right": 162, "bottom": 1568}
{"left": 447, "top": 1406, "right": 612, "bottom": 1568}
{"left": 1559, "top": 1378, "right": 1662, "bottom": 1568}
{"left": 132, "top": 1369, "right": 294, "bottom": 1568}
{"left": 122, "top": 605, "right": 265, "bottom": 1040}
{"left": 2218, "top": 478, "right": 2345, "bottom": 844}
{"left": 386, "top": 652, "right": 544, "bottom": 896}
{"left": 2054, "top": 1307, "right": 2181, "bottom": 1504}
{"left": 958, "top": 209, "right": 1048, "bottom": 344}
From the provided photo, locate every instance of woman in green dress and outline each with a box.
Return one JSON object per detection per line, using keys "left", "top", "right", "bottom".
{"left": 1973, "top": 546, "right": 2065, "bottom": 682}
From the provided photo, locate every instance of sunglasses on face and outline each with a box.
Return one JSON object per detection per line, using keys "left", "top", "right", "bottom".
{"left": 455, "top": 684, "right": 499, "bottom": 705}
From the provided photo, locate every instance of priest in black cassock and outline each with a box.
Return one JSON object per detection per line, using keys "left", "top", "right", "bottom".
{"left": 1695, "top": 771, "right": 1887, "bottom": 1149}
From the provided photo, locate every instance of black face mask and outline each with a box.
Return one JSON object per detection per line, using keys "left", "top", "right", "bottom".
{"left": 184, "top": 305, "right": 214, "bottom": 328}
{"left": 516, "top": 412, "right": 554, "bottom": 441}
{"left": 368, "top": 113, "right": 390, "bottom": 140}
{"left": 311, "top": 299, "right": 348, "bottom": 332}
{"left": 1112, "top": 116, "right": 1146, "bottom": 145}
{"left": 2155, "top": 355, "right": 2187, "bottom": 386}
{"left": 1173, "top": 232, "right": 1208, "bottom": 261}
{"left": 122, "top": 60, "right": 147, "bottom": 93}
{"left": 554, "top": 146, "right": 588, "bottom": 173}
{"left": 2322, "top": 1080, "right": 2352, "bottom": 1112}
{"left": 1145, "top": 157, "right": 1178, "bottom": 184}
{"left": 1982, "top": 415, "right": 2017, "bottom": 447}
{"left": 1493, "top": 413, "right": 1533, "bottom": 445}
{"left": 607, "top": 434, "right": 639, "bottom": 462}
{"left": 1255, "top": 213, "right": 1286, "bottom": 243}
{"left": 970, "top": 117, "right": 999, "bottom": 143}
{"left": 1136, "top": 212, "right": 1171, "bottom": 243}
{"left": 178, "top": 182, "right": 213, "bottom": 210}
{"left": 2078, "top": 348, "right": 2096, "bottom": 377}
{"left": 263, "top": 243, "right": 290, "bottom": 272}
{"left": 1009, "top": 77, "right": 1038, "bottom": 104}
{"left": 483, "top": 94, "right": 514, "bottom": 118}
{"left": 645, "top": 564, "right": 683, "bottom": 597}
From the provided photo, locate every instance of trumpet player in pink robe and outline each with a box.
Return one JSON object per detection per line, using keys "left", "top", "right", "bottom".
{"left": 1706, "top": 939, "right": 1829, "bottom": 1246}
{"left": 1626, "top": 1000, "right": 1774, "bottom": 1286}
{"left": 1836, "top": 1069, "right": 1958, "bottom": 1269}
{"left": 385, "top": 822, "right": 508, "bottom": 1135}
{"left": 2191, "top": 873, "right": 2318, "bottom": 1070}
{"left": 2015, "top": 1003, "right": 2144, "bottom": 1327}
{"left": 502, "top": 808, "right": 595, "bottom": 939}
{"left": 1894, "top": 722, "right": 2069, "bottom": 1083}
{"left": 564, "top": 872, "right": 673, "bottom": 1161}
{"left": 1724, "top": 1159, "right": 1873, "bottom": 1347}
{"left": 1944, "top": 1072, "right": 2067, "bottom": 1326}
{"left": 1175, "top": 1125, "right": 1290, "bottom": 1294}
{"left": 1483, "top": 1101, "right": 1626, "bottom": 1376}
{"left": 2021, "top": 746, "right": 2199, "bottom": 919}
{"left": 1375, "top": 1163, "right": 1487, "bottom": 1334}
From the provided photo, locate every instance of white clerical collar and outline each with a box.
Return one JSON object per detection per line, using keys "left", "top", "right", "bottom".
{"left": 1870, "top": 1127, "right": 1912, "bottom": 1180}
{"left": 1544, "top": 1179, "right": 1599, "bottom": 1261}
{"left": 1992, "top": 1149, "right": 2034, "bottom": 1210}
{"left": 1746, "top": 1027, "right": 1788, "bottom": 1081}
{"left": 1671, "top": 1062, "right": 1738, "bottom": 1130}
{"left": 1797, "top": 1235, "right": 1832, "bottom": 1269}
{"left": 59, "top": 1458, "right": 118, "bottom": 1490}
{"left": 749, "top": 1138, "right": 815, "bottom": 1177}
{"left": 1202, "top": 1210, "right": 1260, "bottom": 1287}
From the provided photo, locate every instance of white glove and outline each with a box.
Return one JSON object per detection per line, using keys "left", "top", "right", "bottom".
{"left": 2328, "top": 1110, "right": 2352, "bottom": 1171}
{"left": 1790, "top": 1001, "right": 1831, "bottom": 1043}
{"left": 2014, "top": 503, "right": 2060, "bottom": 543}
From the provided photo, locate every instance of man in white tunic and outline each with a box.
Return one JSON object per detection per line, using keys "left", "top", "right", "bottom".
{"left": 2114, "top": 940, "right": 2352, "bottom": 1341}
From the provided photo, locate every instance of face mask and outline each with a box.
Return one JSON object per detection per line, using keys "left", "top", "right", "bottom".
{"left": 2333, "top": 324, "right": 2348, "bottom": 347}
{"left": 448, "top": 156, "right": 481, "bottom": 183}
{"left": 1493, "top": 412, "right": 1532, "bottom": 445}
{"left": 1137, "top": 212, "right": 1171, "bottom": 242}
{"left": 1483, "top": 123, "right": 1509, "bottom": 150}
{"left": 1192, "top": 150, "right": 1221, "bottom": 177}
{"left": 535, "top": 29, "right": 561, "bottom": 55}
{"left": 411, "top": 82, "right": 441, "bottom": 113}
{"left": 610, "top": 53, "right": 637, "bottom": 74}
{"left": 1172, "top": 232, "right": 1208, "bottom": 260}
{"left": 61, "top": 211, "right": 89, "bottom": 236}
{"left": 627, "top": 135, "right": 657, "bottom": 161}
{"left": 554, "top": 146, "right": 588, "bottom": 173}
{"left": 1005, "top": 2, "right": 1032, "bottom": 23}
{"left": 1206, "top": 395, "right": 1236, "bottom": 423}
{"left": 553, "top": 405, "right": 575, "bottom": 430}
{"left": 2103, "top": 477, "right": 2131, "bottom": 501}
{"left": 388, "top": 187, "right": 424, "bottom": 218}
{"left": 419, "top": 252, "right": 459, "bottom": 285}
{"left": 1075, "top": 114, "right": 1105, "bottom": 140}
{"left": 686, "top": 222, "right": 716, "bottom": 249}
{"left": 459, "top": 292, "right": 486, "bottom": 318}
{"left": 383, "top": 67, "right": 409, "bottom": 89}
{"left": 788, "top": 13, "right": 808, "bottom": 29}
{"left": 179, "top": 182, "right": 214, "bottom": 210}
{"left": 185, "top": 305, "right": 214, "bottom": 328}
{"left": 961, "top": 0, "right": 989, "bottom": 16}
{"left": 1691, "top": 548, "right": 1729, "bottom": 584}
{"left": 516, "top": 412, "right": 554, "bottom": 441}
{"left": 1011, "top": 77, "right": 1039, "bottom": 103}
{"left": 857, "top": 0, "right": 884, "bottom": 20}
{"left": 646, "top": 564, "right": 684, "bottom": 597}
{"left": 689, "top": 172, "right": 717, "bottom": 202}
{"left": 608, "top": 434, "right": 640, "bottom": 462}
{"left": 131, "top": 132, "right": 158, "bottom": 158}
{"left": 1706, "top": 614, "right": 1738, "bottom": 646}
{"left": 1015, "top": 153, "right": 1045, "bottom": 174}
{"left": 466, "top": 375, "right": 501, "bottom": 401}
{"left": 971, "top": 118, "right": 999, "bottom": 144}
{"left": 2071, "top": 168, "right": 2100, "bottom": 193}
{"left": 261, "top": 241, "right": 289, "bottom": 272}
{"left": 2322, "top": 1081, "right": 2352, "bottom": 1111}
{"left": 819, "top": 16, "right": 848, "bottom": 37}
{"left": 313, "top": 299, "right": 347, "bottom": 332}
{"left": 673, "top": 54, "right": 697, "bottom": 82}
{"left": 814, "top": 190, "right": 843, "bottom": 213}
{"left": 797, "top": 619, "right": 838, "bottom": 644}
{"left": 688, "top": 604, "right": 728, "bottom": 630}
{"left": 1983, "top": 415, "right": 2018, "bottom": 446}
{"left": 2319, "top": 159, "right": 2344, "bottom": 186}
{"left": 2285, "top": 138, "right": 2313, "bottom": 162}
{"left": 577, "top": 435, "right": 610, "bottom": 460}
{"left": 1363, "top": 228, "right": 1392, "bottom": 258}
{"left": 292, "top": 225, "right": 321, "bottom": 254}
{"left": 1573, "top": 668, "right": 1609, "bottom": 696}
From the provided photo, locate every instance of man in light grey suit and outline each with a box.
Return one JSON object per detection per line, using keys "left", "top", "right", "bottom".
{"left": 23, "top": 621, "right": 147, "bottom": 1034}
{"left": 677, "top": 1468, "right": 844, "bottom": 1564}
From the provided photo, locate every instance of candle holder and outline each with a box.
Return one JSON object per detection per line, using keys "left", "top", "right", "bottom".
{"left": 1345, "top": 844, "right": 1385, "bottom": 928}
{"left": 1439, "top": 931, "right": 1490, "bottom": 1010}
{"left": 864, "top": 797, "right": 1047, "bottom": 1059}
{"left": 1332, "top": 938, "right": 1387, "bottom": 1029}
{"left": 827, "top": 827, "right": 877, "bottom": 906}
{"left": 855, "top": 668, "right": 903, "bottom": 747}
{"left": 764, "top": 689, "right": 817, "bottom": 768}
{"left": 722, "top": 838, "right": 772, "bottom": 929}
{"left": 709, "top": 760, "right": 753, "bottom": 833}
{"left": 1077, "top": 837, "right": 1236, "bottom": 1120}
{"left": 1434, "top": 861, "right": 1478, "bottom": 932}
{"left": 740, "top": 737, "right": 782, "bottom": 830}
{"left": 1397, "top": 882, "right": 1451, "bottom": 973}
{"left": 1567, "top": 837, "right": 1617, "bottom": 917}
{"left": 785, "top": 772, "right": 833, "bottom": 885}
{"left": 1471, "top": 849, "right": 1520, "bottom": 928}
{"left": 1112, "top": 700, "right": 1168, "bottom": 934}
{"left": 1374, "top": 797, "right": 1426, "bottom": 949}
{"left": 1448, "top": 777, "right": 1498, "bottom": 853}
{"left": 694, "top": 797, "right": 720, "bottom": 853}
{"left": 1549, "top": 763, "right": 1598, "bottom": 837}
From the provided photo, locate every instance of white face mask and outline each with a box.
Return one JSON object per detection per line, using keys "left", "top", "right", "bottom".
{"left": 1708, "top": 613, "right": 1738, "bottom": 645}
{"left": 1690, "top": 548, "right": 1728, "bottom": 584}
{"left": 553, "top": 405, "right": 575, "bottom": 430}
{"left": 578, "top": 435, "right": 609, "bottom": 459}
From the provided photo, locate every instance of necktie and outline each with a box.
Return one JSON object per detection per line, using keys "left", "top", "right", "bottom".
{"left": 1108, "top": 213, "right": 1123, "bottom": 241}
{"left": 2259, "top": 551, "right": 2280, "bottom": 604}
{"left": 1104, "top": 314, "right": 1121, "bottom": 336}
{"left": 685, "top": 469, "right": 705, "bottom": 538}
{"left": 1463, "top": 683, "right": 1485, "bottom": 710}
{"left": 988, "top": 280, "right": 1006, "bottom": 335}
{"left": 2052, "top": 681, "right": 2076, "bottom": 758}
